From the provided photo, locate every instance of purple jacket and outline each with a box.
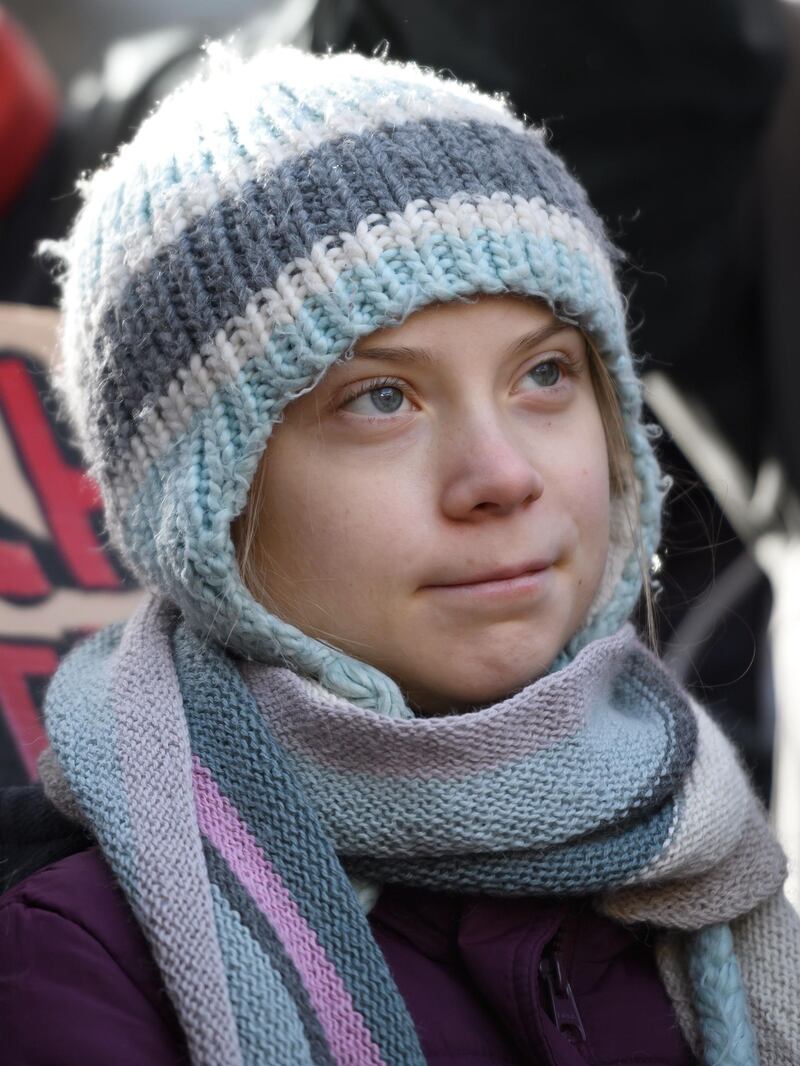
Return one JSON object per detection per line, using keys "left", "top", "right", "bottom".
{"left": 0, "top": 846, "right": 695, "bottom": 1065}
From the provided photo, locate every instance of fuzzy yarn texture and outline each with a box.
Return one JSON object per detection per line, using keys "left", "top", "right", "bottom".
{"left": 45, "top": 46, "right": 664, "bottom": 715}
{"left": 41, "top": 596, "right": 798, "bottom": 1066}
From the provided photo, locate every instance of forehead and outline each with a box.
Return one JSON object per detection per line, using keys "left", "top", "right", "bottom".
{"left": 352, "top": 294, "right": 575, "bottom": 363}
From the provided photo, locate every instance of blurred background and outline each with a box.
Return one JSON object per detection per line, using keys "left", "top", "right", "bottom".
{"left": 2, "top": 0, "right": 799, "bottom": 898}
{"left": 5, "top": 0, "right": 278, "bottom": 83}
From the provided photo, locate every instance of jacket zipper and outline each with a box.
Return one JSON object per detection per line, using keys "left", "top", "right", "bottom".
{"left": 538, "top": 931, "right": 589, "bottom": 1051}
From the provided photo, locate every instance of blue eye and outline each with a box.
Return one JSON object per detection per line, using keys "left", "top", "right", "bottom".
{"left": 370, "top": 386, "right": 405, "bottom": 413}
{"left": 342, "top": 381, "right": 409, "bottom": 416}
{"left": 525, "top": 360, "right": 562, "bottom": 388}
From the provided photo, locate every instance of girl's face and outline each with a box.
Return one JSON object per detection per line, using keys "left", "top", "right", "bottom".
{"left": 246, "top": 295, "right": 611, "bottom": 713}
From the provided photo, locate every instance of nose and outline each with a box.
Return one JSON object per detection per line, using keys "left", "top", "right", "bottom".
{"left": 439, "top": 414, "right": 545, "bottom": 520}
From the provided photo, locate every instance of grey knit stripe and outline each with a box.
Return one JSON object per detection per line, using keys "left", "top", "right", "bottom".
{"left": 203, "top": 841, "right": 338, "bottom": 1066}
{"left": 729, "top": 894, "right": 800, "bottom": 1064}
{"left": 90, "top": 118, "right": 610, "bottom": 462}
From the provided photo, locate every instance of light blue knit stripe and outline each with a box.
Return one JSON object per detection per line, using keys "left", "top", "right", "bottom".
{"left": 120, "top": 230, "right": 625, "bottom": 495}
{"left": 42, "top": 625, "right": 139, "bottom": 890}
{"left": 209, "top": 882, "right": 316, "bottom": 1065}
{"left": 345, "top": 799, "right": 677, "bottom": 894}
{"left": 689, "top": 924, "right": 759, "bottom": 1066}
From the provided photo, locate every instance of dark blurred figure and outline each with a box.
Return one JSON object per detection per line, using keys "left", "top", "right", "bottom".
{"left": 313, "top": 0, "right": 793, "bottom": 797}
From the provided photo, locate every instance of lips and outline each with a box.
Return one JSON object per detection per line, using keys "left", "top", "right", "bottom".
{"left": 425, "top": 559, "right": 552, "bottom": 589}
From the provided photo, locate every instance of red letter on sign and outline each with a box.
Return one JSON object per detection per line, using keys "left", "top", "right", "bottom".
{"left": 0, "top": 539, "right": 51, "bottom": 598}
{"left": 0, "top": 358, "right": 121, "bottom": 589}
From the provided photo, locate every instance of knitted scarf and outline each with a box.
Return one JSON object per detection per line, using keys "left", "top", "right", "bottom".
{"left": 41, "top": 596, "right": 799, "bottom": 1066}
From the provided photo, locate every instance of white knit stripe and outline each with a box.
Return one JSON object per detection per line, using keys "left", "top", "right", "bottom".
{"left": 69, "top": 53, "right": 527, "bottom": 308}
{"left": 639, "top": 702, "right": 756, "bottom": 882}
{"left": 107, "top": 191, "right": 620, "bottom": 507}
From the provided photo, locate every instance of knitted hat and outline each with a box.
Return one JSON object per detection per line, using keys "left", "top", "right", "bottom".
{"left": 50, "top": 46, "right": 662, "bottom": 714}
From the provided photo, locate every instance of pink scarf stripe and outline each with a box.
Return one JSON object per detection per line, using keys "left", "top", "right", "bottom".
{"left": 191, "top": 757, "right": 387, "bottom": 1066}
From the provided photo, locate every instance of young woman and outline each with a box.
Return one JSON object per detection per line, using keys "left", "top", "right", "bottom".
{"left": 1, "top": 46, "right": 798, "bottom": 1066}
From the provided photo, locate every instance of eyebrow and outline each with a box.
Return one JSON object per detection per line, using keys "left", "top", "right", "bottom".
{"left": 352, "top": 321, "right": 579, "bottom": 366}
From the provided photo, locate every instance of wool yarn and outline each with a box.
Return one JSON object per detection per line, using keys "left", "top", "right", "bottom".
{"left": 46, "top": 46, "right": 663, "bottom": 715}
{"left": 42, "top": 595, "right": 797, "bottom": 1066}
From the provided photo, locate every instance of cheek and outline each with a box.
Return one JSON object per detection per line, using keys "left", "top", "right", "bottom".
{"left": 560, "top": 410, "right": 611, "bottom": 574}
{"left": 577, "top": 471, "right": 611, "bottom": 586}
{"left": 578, "top": 452, "right": 611, "bottom": 526}
{"left": 255, "top": 435, "right": 423, "bottom": 588}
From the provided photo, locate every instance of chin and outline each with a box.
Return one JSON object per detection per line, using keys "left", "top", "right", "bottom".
{"left": 407, "top": 654, "right": 557, "bottom": 715}
{"left": 391, "top": 619, "right": 580, "bottom": 714}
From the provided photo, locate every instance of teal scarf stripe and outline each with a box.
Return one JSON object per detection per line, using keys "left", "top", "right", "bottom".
{"left": 278, "top": 706, "right": 681, "bottom": 856}
{"left": 208, "top": 880, "right": 318, "bottom": 1063}
{"left": 43, "top": 624, "right": 139, "bottom": 891}
{"left": 343, "top": 798, "right": 677, "bottom": 895}
{"left": 607, "top": 653, "right": 697, "bottom": 812}
{"left": 690, "top": 925, "right": 758, "bottom": 1066}
{"left": 173, "top": 625, "right": 426, "bottom": 1066}
{"left": 265, "top": 641, "right": 695, "bottom": 878}
{"left": 203, "top": 841, "right": 338, "bottom": 1066}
